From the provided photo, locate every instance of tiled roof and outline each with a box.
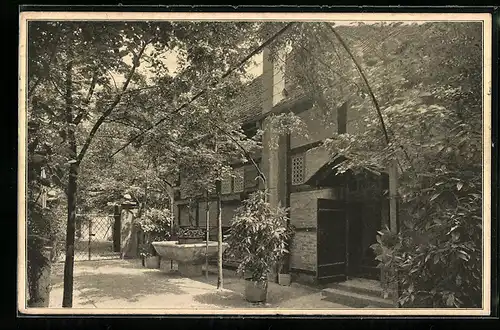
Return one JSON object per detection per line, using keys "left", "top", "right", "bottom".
{"left": 231, "top": 76, "right": 263, "bottom": 124}
{"left": 231, "top": 74, "right": 306, "bottom": 124}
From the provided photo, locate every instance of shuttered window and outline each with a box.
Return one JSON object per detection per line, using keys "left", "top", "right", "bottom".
{"left": 291, "top": 153, "right": 305, "bottom": 185}
{"left": 221, "top": 176, "right": 232, "bottom": 195}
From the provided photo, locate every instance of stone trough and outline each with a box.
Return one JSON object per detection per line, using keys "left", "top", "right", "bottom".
{"left": 152, "top": 241, "right": 228, "bottom": 277}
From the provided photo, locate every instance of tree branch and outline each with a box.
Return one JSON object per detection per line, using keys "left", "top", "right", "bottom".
{"left": 48, "top": 75, "right": 66, "bottom": 98}
{"left": 323, "top": 23, "right": 390, "bottom": 146}
{"left": 76, "top": 41, "right": 150, "bottom": 164}
{"left": 211, "top": 120, "right": 266, "bottom": 185}
{"left": 73, "top": 68, "right": 99, "bottom": 125}
{"left": 109, "top": 22, "right": 295, "bottom": 158}
{"left": 324, "top": 24, "right": 415, "bottom": 167}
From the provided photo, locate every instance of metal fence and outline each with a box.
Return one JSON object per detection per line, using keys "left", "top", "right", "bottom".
{"left": 54, "top": 214, "right": 121, "bottom": 262}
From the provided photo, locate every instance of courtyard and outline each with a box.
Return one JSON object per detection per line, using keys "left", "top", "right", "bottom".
{"left": 48, "top": 259, "right": 351, "bottom": 310}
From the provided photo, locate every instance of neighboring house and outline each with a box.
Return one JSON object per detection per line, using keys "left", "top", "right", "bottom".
{"left": 173, "top": 45, "right": 391, "bottom": 285}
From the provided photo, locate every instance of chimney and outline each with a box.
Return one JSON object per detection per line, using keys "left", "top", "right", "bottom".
{"left": 262, "top": 47, "right": 287, "bottom": 115}
{"left": 260, "top": 47, "right": 288, "bottom": 209}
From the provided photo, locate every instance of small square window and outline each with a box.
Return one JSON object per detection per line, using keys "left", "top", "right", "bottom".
{"left": 233, "top": 168, "right": 244, "bottom": 192}
{"left": 291, "top": 154, "right": 305, "bottom": 185}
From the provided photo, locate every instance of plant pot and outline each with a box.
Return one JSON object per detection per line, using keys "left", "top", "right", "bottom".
{"left": 244, "top": 279, "right": 268, "bottom": 303}
{"left": 178, "top": 237, "right": 203, "bottom": 244}
{"left": 278, "top": 273, "right": 291, "bottom": 286}
{"left": 144, "top": 255, "right": 160, "bottom": 269}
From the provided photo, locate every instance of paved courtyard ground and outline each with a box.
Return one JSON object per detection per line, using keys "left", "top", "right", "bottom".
{"left": 48, "top": 258, "right": 351, "bottom": 310}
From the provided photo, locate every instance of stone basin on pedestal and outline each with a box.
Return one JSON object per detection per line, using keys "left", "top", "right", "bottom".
{"left": 152, "top": 241, "right": 228, "bottom": 277}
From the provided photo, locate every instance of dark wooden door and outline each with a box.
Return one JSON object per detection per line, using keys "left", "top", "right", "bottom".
{"left": 347, "top": 202, "right": 363, "bottom": 276}
{"left": 317, "top": 199, "right": 347, "bottom": 283}
{"left": 358, "top": 201, "right": 382, "bottom": 280}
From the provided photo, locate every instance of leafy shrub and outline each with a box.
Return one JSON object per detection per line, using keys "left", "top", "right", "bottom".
{"left": 371, "top": 188, "right": 482, "bottom": 308}
{"left": 225, "top": 190, "right": 292, "bottom": 282}
{"left": 137, "top": 208, "right": 173, "bottom": 242}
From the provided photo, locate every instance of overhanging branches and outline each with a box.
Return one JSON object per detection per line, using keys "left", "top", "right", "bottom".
{"left": 109, "top": 22, "right": 295, "bottom": 159}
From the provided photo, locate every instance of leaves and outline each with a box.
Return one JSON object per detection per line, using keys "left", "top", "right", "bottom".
{"left": 225, "top": 191, "right": 293, "bottom": 281}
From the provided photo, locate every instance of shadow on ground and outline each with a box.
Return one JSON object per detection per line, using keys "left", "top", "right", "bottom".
{"left": 75, "top": 272, "right": 187, "bottom": 303}
{"left": 191, "top": 275, "right": 322, "bottom": 308}
{"left": 192, "top": 290, "right": 257, "bottom": 308}
{"left": 49, "top": 259, "right": 341, "bottom": 309}
{"left": 51, "top": 260, "right": 187, "bottom": 303}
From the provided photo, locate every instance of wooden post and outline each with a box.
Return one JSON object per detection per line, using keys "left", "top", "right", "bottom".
{"left": 170, "top": 187, "right": 175, "bottom": 270}
{"left": 214, "top": 134, "right": 223, "bottom": 289}
{"left": 216, "top": 180, "right": 223, "bottom": 289}
{"left": 388, "top": 159, "right": 399, "bottom": 307}
{"left": 205, "top": 191, "right": 210, "bottom": 280}
{"left": 389, "top": 160, "right": 398, "bottom": 234}
{"left": 88, "top": 218, "right": 92, "bottom": 261}
{"left": 113, "top": 205, "right": 121, "bottom": 252}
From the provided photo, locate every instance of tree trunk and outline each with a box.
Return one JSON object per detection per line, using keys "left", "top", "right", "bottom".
{"left": 216, "top": 179, "right": 223, "bottom": 289}
{"left": 62, "top": 57, "right": 77, "bottom": 308}
{"left": 62, "top": 162, "right": 78, "bottom": 307}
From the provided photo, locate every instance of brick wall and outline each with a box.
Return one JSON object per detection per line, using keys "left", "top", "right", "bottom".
{"left": 289, "top": 189, "right": 337, "bottom": 272}
{"left": 290, "top": 231, "right": 317, "bottom": 271}
{"left": 289, "top": 189, "right": 337, "bottom": 227}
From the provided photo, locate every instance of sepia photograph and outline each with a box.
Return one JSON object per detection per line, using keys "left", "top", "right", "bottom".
{"left": 18, "top": 12, "right": 492, "bottom": 315}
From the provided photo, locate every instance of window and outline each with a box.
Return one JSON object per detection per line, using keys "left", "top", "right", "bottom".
{"left": 233, "top": 168, "right": 244, "bottom": 192}
{"left": 221, "top": 176, "right": 232, "bottom": 195}
{"left": 291, "top": 154, "right": 305, "bottom": 185}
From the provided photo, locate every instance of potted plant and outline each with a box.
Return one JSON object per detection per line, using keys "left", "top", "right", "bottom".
{"left": 177, "top": 227, "right": 205, "bottom": 244}
{"left": 277, "top": 224, "right": 295, "bottom": 286}
{"left": 137, "top": 208, "right": 172, "bottom": 269}
{"left": 225, "top": 190, "right": 291, "bottom": 303}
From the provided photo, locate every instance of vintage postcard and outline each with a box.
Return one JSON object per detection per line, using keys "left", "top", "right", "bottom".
{"left": 18, "top": 11, "right": 492, "bottom": 316}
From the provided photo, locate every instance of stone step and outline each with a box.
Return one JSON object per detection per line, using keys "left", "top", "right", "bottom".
{"left": 322, "top": 287, "right": 394, "bottom": 308}
{"left": 329, "top": 278, "right": 384, "bottom": 298}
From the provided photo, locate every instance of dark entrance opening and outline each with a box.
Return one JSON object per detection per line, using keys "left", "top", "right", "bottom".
{"left": 316, "top": 198, "right": 381, "bottom": 284}
{"left": 347, "top": 201, "right": 380, "bottom": 280}
{"left": 306, "top": 156, "right": 385, "bottom": 284}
